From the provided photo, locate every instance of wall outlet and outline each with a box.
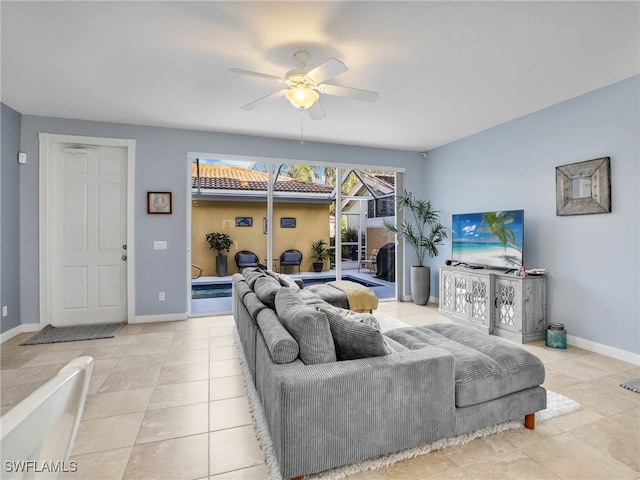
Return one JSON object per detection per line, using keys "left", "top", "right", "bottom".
{"left": 158, "top": 292, "right": 165, "bottom": 301}
{"left": 153, "top": 241, "right": 167, "bottom": 250}
{"left": 2, "top": 306, "right": 7, "bottom": 317}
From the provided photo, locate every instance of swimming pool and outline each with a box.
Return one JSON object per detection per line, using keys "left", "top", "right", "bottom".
{"left": 300, "top": 276, "right": 379, "bottom": 288}
{"left": 192, "top": 275, "right": 382, "bottom": 299}
{"left": 192, "top": 283, "right": 233, "bottom": 299}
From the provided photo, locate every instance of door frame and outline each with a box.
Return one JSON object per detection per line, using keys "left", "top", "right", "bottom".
{"left": 38, "top": 133, "right": 136, "bottom": 328}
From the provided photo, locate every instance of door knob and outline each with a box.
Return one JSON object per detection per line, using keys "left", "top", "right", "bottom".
{"left": 122, "top": 255, "right": 127, "bottom": 261}
{"left": 122, "top": 244, "right": 127, "bottom": 250}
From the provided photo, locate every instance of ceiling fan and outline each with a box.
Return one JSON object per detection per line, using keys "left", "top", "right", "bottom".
{"left": 229, "top": 51, "right": 379, "bottom": 120}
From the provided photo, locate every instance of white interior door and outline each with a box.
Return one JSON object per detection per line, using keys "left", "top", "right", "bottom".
{"left": 50, "top": 143, "right": 128, "bottom": 326}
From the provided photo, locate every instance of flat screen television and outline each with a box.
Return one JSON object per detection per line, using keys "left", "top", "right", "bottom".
{"left": 451, "top": 209, "right": 524, "bottom": 270}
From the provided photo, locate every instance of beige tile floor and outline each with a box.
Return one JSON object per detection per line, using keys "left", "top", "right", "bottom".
{"left": 1, "top": 302, "right": 639, "bottom": 480}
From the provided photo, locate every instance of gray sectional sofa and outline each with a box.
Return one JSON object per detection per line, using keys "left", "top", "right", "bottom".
{"left": 232, "top": 268, "right": 546, "bottom": 480}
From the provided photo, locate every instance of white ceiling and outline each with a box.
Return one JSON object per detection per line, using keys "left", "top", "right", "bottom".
{"left": 2, "top": 1, "right": 638, "bottom": 151}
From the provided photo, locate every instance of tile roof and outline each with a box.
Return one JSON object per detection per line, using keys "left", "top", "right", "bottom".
{"left": 192, "top": 165, "right": 333, "bottom": 194}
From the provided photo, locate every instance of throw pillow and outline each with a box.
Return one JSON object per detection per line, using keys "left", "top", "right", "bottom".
{"left": 254, "top": 276, "right": 280, "bottom": 309}
{"left": 264, "top": 269, "right": 281, "bottom": 282}
{"left": 318, "top": 306, "right": 391, "bottom": 361}
{"left": 278, "top": 274, "right": 301, "bottom": 291}
{"left": 282, "top": 251, "right": 300, "bottom": 263}
{"left": 316, "top": 305, "right": 380, "bottom": 329}
{"left": 275, "top": 288, "right": 336, "bottom": 365}
{"left": 237, "top": 253, "right": 257, "bottom": 266}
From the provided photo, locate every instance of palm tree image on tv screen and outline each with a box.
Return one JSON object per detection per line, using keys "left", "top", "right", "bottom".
{"left": 451, "top": 210, "right": 524, "bottom": 269}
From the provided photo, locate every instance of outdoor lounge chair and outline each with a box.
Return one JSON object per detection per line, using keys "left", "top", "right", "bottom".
{"left": 235, "top": 250, "right": 259, "bottom": 270}
{"left": 359, "top": 248, "right": 379, "bottom": 273}
{"left": 280, "top": 249, "right": 302, "bottom": 274}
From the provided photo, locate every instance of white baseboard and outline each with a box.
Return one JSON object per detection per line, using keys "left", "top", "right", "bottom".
{"left": 1, "top": 323, "right": 40, "bottom": 344}
{"left": 401, "top": 295, "right": 440, "bottom": 304}
{"left": 568, "top": 334, "right": 640, "bottom": 366}
{"left": 130, "top": 313, "right": 188, "bottom": 324}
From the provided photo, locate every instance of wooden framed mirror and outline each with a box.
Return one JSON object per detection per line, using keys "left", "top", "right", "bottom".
{"left": 556, "top": 157, "right": 611, "bottom": 216}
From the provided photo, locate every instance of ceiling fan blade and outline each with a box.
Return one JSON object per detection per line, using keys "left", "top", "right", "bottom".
{"left": 318, "top": 83, "right": 379, "bottom": 102}
{"left": 308, "top": 101, "right": 325, "bottom": 120}
{"left": 229, "top": 68, "right": 286, "bottom": 82}
{"left": 306, "top": 58, "right": 348, "bottom": 83}
{"left": 240, "top": 90, "right": 288, "bottom": 110}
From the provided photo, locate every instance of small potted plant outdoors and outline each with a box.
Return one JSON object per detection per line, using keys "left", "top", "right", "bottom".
{"left": 311, "top": 239, "right": 330, "bottom": 273}
{"left": 205, "top": 232, "right": 233, "bottom": 277}
{"left": 384, "top": 190, "right": 447, "bottom": 305}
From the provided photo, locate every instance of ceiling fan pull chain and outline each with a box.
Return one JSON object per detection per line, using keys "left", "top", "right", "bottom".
{"left": 300, "top": 107, "right": 305, "bottom": 144}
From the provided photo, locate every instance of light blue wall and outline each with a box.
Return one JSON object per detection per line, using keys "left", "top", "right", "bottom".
{"left": 18, "top": 117, "right": 423, "bottom": 324}
{"left": 424, "top": 75, "right": 639, "bottom": 355}
{"left": 1, "top": 103, "right": 22, "bottom": 334}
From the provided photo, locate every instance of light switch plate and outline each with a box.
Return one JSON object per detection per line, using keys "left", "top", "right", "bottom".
{"left": 18, "top": 152, "right": 27, "bottom": 164}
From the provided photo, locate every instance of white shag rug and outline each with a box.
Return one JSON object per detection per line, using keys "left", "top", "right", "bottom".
{"left": 620, "top": 377, "right": 640, "bottom": 393}
{"left": 233, "top": 329, "right": 580, "bottom": 480}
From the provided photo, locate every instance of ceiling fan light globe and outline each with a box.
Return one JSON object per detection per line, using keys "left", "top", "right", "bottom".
{"left": 285, "top": 86, "right": 319, "bottom": 110}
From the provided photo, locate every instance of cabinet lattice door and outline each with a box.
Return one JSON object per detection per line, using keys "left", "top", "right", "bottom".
{"left": 495, "top": 278, "right": 522, "bottom": 333}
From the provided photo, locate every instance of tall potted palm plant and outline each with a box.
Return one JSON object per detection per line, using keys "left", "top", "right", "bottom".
{"left": 384, "top": 191, "right": 447, "bottom": 305}
{"left": 205, "top": 232, "right": 233, "bottom": 277}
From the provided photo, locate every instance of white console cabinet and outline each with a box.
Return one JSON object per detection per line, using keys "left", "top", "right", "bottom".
{"left": 439, "top": 266, "right": 547, "bottom": 343}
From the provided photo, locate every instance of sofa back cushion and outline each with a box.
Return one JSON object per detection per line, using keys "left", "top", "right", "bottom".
{"left": 254, "top": 276, "right": 280, "bottom": 309}
{"left": 316, "top": 305, "right": 380, "bottom": 328}
{"left": 317, "top": 305, "right": 391, "bottom": 361}
{"left": 277, "top": 274, "right": 301, "bottom": 291}
{"left": 275, "top": 288, "right": 336, "bottom": 365}
{"left": 256, "top": 309, "right": 299, "bottom": 364}
{"left": 242, "top": 268, "right": 273, "bottom": 289}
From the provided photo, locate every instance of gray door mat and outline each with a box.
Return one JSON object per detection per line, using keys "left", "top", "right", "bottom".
{"left": 20, "top": 323, "right": 126, "bottom": 345}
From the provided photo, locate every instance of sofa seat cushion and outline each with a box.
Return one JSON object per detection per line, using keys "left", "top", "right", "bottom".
{"left": 275, "top": 288, "right": 337, "bottom": 365}
{"left": 385, "top": 323, "right": 545, "bottom": 408}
